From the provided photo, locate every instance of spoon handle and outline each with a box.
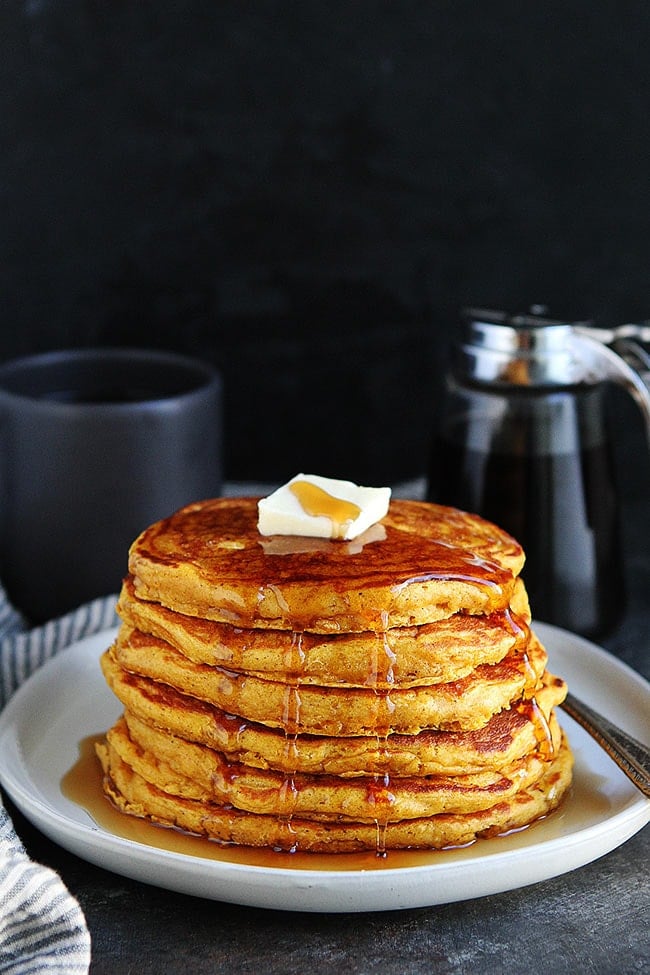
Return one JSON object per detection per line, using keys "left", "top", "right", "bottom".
{"left": 560, "top": 692, "right": 650, "bottom": 798}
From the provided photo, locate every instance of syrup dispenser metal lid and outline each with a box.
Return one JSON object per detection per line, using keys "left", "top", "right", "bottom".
{"left": 459, "top": 306, "right": 597, "bottom": 386}
{"left": 457, "top": 306, "right": 650, "bottom": 440}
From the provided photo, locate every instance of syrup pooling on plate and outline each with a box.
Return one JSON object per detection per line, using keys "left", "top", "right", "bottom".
{"left": 62, "top": 735, "right": 567, "bottom": 872}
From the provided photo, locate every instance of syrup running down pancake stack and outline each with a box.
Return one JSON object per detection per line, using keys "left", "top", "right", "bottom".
{"left": 96, "top": 492, "right": 573, "bottom": 854}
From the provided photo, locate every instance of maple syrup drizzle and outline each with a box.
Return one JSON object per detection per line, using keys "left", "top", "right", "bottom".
{"left": 365, "top": 614, "right": 399, "bottom": 857}
{"left": 516, "top": 697, "right": 556, "bottom": 761}
{"left": 367, "top": 769, "right": 395, "bottom": 857}
{"left": 276, "top": 636, "right": 305, "bottom": 851}
{"left": 504, "top": 607, "right": 527, "bottom": 639}
{"left": 289, "top": 480, "right": 361, "bottom": 539}
{"left": 506, "top": 610, "right": 556, "bottom": 763}
{"left": 517, "top": 647, "right": 540, "bottom": 700}
{"left": 286, "top": 630, "right": 306, "bottom": 676}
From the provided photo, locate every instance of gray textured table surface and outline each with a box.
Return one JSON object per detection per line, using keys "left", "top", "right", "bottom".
{"left": 4, "top": 478, "right": 649, "bottom": 975}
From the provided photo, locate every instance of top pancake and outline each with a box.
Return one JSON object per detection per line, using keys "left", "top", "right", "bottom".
{"left": 128, "top": 497, "right": 525, "bottom": 633}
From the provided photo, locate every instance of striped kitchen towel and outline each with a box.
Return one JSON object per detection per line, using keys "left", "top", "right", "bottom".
{"left": 0, "top": 585, "right": 118, "bottom": 974}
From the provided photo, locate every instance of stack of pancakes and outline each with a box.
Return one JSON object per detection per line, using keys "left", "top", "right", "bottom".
{"left": 96, "top": 496, "right": 573, "bottom": 854}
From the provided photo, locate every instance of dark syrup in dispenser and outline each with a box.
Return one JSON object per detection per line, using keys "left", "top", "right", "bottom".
{"left": 427, "top": 310, "right": 628, "bottom": 639}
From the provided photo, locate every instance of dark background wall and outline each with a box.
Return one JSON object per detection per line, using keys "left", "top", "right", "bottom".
{"left": 3, "top": 0, "right": 650, "bottom": 484}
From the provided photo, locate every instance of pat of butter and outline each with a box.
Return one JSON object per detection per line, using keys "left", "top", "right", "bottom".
{"left": 257, "top": 474, "right": 391, "bottom": 541}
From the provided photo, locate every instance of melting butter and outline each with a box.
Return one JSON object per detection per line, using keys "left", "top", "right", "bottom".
{"left": 257, "top": 473, "right": 391, "bottom": 541}
{"left": 289, "top": 480, "right": 361, "bottom": 537}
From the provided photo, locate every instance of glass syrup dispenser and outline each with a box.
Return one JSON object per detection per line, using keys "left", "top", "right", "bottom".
{"left": 427, "top": 307, "right": 650, "bottom": 638}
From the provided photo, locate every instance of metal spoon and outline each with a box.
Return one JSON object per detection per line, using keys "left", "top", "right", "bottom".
{"left": 560, "top": 692, "right": 650, "bottom": 798}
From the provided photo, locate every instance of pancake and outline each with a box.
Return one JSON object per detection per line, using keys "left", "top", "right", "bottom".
{"left": 128, "top": 497, "right": 526, "bottom": 632}
{"left": 100, "top": 650, "right": 567, "bottom": 777}
{"left": 97, "top": 492, "right": 573, "bottom": 855}
{"left": 113, "top": 710, "right": 564, "bottom": 821}
{"left": 96, "top": 732, "right": 574, "bottom": 853}
{"left": 106, "top": 626, "right": 548, "bottom": 735}
{"left": 117, "top": 575, "right": 532, "bottom": 687}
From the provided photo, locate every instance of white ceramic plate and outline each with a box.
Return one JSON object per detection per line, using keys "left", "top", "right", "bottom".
{"left": 0, "top": 624, "right": 648, "bottom": 913}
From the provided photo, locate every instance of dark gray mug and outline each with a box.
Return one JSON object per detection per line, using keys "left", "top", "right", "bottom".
{"left": 0, "top": 347, "right": 222, "bottom": 621}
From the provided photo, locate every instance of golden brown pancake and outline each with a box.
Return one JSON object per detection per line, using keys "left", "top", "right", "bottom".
{"left": 112, "top": 711, "right": 564, "bottom": 821}
{"left": 117, "top": 575, "right": 532, "bottom": 687}
{"left": 100, "top": 651, "right": 567, "bottom": 777}
{"left": 97, "top": 494, "right": 572, "bottom": 855}
{"left": 106, "top": 626, "right": 548, "bottom": 736}
{"left": 97, "top": 732, "right": 574, "bottom": 853}
{"left": 128, "top": 497, "right": 525, "bottom": 631}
